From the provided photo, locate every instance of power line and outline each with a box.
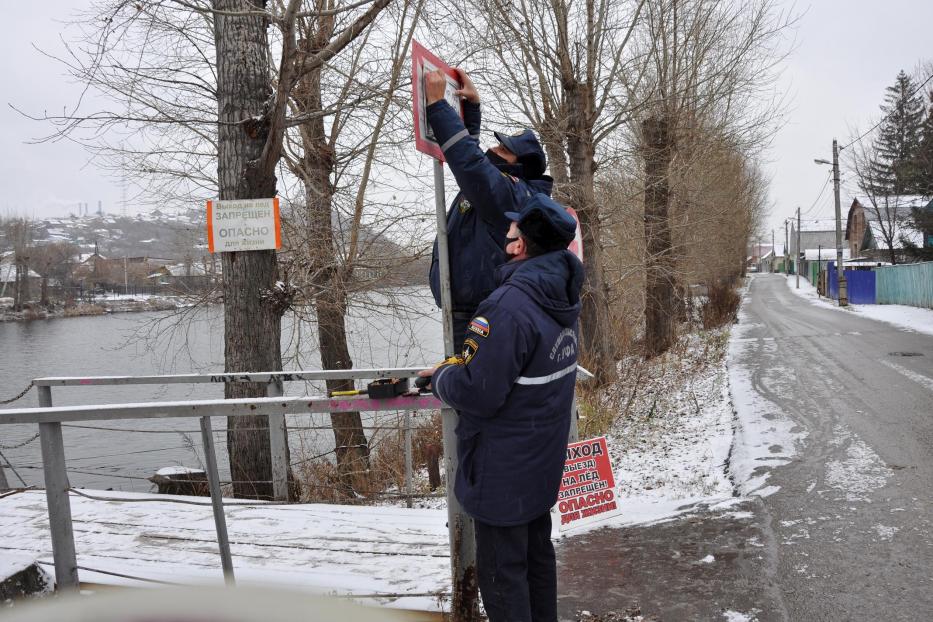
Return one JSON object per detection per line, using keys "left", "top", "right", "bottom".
{"left": 799, "top": 172, "right": 832, "bottom": 218}
{"left": 840, "top": 71, "right": 933, "bottom": 151}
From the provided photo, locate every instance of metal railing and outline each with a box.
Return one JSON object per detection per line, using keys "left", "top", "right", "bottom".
{"left": 0, "top": 368, "right": 444, "bottom": 592}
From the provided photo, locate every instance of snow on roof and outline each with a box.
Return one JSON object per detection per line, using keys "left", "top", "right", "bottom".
{"left": 0, "top": 263, "right": 41, "bottom": 282}
{"left": 799, "top": 218, "right": 840, "bottom": 232}
{"left": 853, "top": 195, "right": 931, "bottom": 222}
{"left": 803, "top": 248, "right": 851, "bottom": 261}
{"left": 866, "top": 221, "right": 924, "bottom": 249}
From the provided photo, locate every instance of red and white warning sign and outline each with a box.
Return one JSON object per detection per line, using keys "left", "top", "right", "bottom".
{"left": 565, "top": 207, "right": 584, "bottom": 263}
{"left": 556, "top": 436, "right": 619, "bottom": 529}
{"left": 411, "top": 40, "right": 463, "bottom": 161}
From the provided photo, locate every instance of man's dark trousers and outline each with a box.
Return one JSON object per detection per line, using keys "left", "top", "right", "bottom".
{"left": 474, "top": 511, "right": 557, "bottom": 622}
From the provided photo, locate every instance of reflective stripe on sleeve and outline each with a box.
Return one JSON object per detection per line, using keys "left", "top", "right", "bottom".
{"left": 433, "top": 365, "right": 454, "bottom": 403}
{"left": 514, "top": 362, "right": 578, "bottom": 386}
{"left": 441, "top": 128, "right": 470, "bottom": 153}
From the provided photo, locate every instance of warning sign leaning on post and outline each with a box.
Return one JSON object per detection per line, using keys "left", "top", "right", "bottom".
{"left": 556, "top": 436, "right": 620, "bottom": 529}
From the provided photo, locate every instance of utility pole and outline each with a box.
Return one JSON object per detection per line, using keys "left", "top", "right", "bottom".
{"left": 771, "top": 230, "right": 775, "bottom": 273}
{"left": 814, "top": 140, "right": 847, "bottom": 306}
{"left": 831, "top": 139, "right": 848, "bottom": 306}
{"left": 796, "top": 207, "right": 801, "bottom": 289}
{"left": 784, "top": 219, "right": 789, "bottom": 274}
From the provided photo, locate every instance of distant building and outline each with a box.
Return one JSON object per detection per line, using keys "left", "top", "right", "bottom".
{"left": 845, "top": 196, "right": 931, "bottom": 262}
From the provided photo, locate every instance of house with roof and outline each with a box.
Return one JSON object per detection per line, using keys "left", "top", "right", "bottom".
{"left": 147, "top": 260, "right": 215, "bottom": 292}
{"left": 844, "top": 196, "right": 932, "bottom": 262}
{"left": 0, "top": 252, "right": 42, "bottom": 300}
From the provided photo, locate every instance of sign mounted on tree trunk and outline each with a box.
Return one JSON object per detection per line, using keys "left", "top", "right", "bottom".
{"left": 207, "top": 197, "right": 282, "bottom": 253}
{"left": 566, "top": 207, "right": 584, "bottom": 263}
{"left": 411, "top": 40, "right": 463, "bottom": 161}
{"left": 556, "top": 436, "right": 619, "bottom": 530}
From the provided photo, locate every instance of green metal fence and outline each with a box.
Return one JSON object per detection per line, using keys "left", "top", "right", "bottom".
{"left": 875, "top": 262, "right": 933, "bottom": 309}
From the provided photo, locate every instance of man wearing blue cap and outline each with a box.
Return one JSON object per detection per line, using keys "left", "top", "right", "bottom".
{"left": 424, "top": 69, "right": 554, "bottom": 349}
{"left": 420, "top": 194, "right": 584, "bottom": 622}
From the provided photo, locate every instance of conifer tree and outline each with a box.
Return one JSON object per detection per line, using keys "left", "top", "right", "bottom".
{"left": 914, "top": 88, "right": 933, "bottom": 196}
{"left": 868, "top": 70, "right": 925, "bottom": 195}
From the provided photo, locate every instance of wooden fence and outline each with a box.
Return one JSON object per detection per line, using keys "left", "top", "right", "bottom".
{"left": 875, "top": 262, "right": 933, "bottom": 309}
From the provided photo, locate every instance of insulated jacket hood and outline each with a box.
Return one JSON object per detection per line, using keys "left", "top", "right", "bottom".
{"left": 496, "top": 250, "right": 584, "bottom": 328}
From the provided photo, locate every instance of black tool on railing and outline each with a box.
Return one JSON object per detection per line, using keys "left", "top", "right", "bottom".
{"left": 329, "top": 377, "right": 410, "bottom": 398}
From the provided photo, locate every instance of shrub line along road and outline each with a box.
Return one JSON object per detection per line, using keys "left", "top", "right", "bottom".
{"left": 556, "top": 273, "right": 933, "bottom": 621}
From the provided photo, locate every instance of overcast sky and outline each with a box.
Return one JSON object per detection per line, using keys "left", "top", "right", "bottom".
{"left": 3, "top": 1, "right": 933, "bottom": 241}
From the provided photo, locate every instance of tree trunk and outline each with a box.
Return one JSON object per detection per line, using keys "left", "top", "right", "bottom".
{"left": 539, "top": 117, "right": 570, "bottom": 203}
{"left": 643, "top": 116, "right": 676, "bottom": 358}
{"left": 565, "top": 83, "right": 613, "bottom": 381}
{"left": 214, "top": 0, "right": 291, "bottom": 500}
{"left": 294, "top": 17, "right": 370, "bottom": 496}
{"left": 40, "top": 275, "right": 49, "bottom": 308}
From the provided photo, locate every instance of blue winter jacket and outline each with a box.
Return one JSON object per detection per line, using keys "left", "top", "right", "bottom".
{"left": 426, "top": 100, "right": 553, "bottom": 312}
{"left": 431, "top": 249, "right": 585, "bottom": 526}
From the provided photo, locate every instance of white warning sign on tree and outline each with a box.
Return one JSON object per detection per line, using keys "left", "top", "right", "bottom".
{"left": 207, "top": 197, "right": 282, "bottom": 253}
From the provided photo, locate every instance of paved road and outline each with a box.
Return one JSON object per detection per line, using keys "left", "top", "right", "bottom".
{"left": 557, "top": 274, "right": 933, "bottom": 621}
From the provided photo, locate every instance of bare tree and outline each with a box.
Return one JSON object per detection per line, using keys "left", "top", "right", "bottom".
{"left": 2, "top": 219, "right": 35, "bottom": 310}
{"left": 29, "top": 242, "right": 79, "bottom": 307}
{"left": 442, "top": 0, "right": 647, "bottom": 381}
{"left": 633, "top": 0, "right": 789, "bottom": 355}
{"left": 280, "top": 0, "right": 422, "bottom": 494}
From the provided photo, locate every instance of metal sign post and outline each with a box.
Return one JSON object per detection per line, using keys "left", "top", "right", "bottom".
{"left": 433, "top": 159, "right": 480, "bottom": 621}
{"left": 413, "top": 38, "right": 478, "bottom": 620}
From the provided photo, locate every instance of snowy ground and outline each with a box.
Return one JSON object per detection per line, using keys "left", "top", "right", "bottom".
{"left": 568, "top": 328, "right": 738, "bottom": 534}
{"left": 784, "top": 275, "right": 933, "bottom": 336}
{"left": 2, "top": 286, "right": 792, "bottom": 620}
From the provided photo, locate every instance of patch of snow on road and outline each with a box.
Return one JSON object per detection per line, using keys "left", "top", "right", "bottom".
{"left": 873, "top": 524, "right": 899, "bottom": 540}
{"left": 879, "top": 359, "right": 933, "bottom": 392}
{"left": 722, "top": 610, "right": 759, "bottom": 622}
{"left": 824, "top": 435, "right": 889, "bottom": 502}
{"left": 698, "top": 554, "right": 715, "bottom": 564}
{"left": 784, "top": 275, "right": 933, "bottom": 336}
{"left": 727, "top": 301, "right": 805, "bottom": 497}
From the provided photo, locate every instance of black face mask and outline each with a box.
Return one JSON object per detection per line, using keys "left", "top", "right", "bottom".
{"left": 486, "top": 149, "right": 509, "bottom": 167}
{"left": 504, "top": 235, "right": 521, "bottom": 258}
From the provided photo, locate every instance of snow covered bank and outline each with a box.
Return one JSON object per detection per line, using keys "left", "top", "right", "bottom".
{"left": 559, "top": 328, "right": 739, "bottom": 535}
{"left": 0, "top": 297, "right": 187, "bottom": 323}
{"left": 784, "top": 275, "right": 933, "bottom": 336}
{"left": 727, "top": 286, "right": 804, "bottom": 498}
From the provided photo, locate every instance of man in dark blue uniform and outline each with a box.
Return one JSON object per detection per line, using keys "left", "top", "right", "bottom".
{"left": 419, "top": 194, "right": 584, "bottom": 622}
{"left": 424, "top": 69, "right": 554, "bottom": 349}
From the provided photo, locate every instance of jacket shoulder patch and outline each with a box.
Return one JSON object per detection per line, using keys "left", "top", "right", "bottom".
{"left": 462, "top": 338, "right": 480, "bottom": 364}
{"left": 468, "top": 316, "right": 490, "bottom": 338}
{"left": 458, "top": 198, "right": 472, "bottom": 214}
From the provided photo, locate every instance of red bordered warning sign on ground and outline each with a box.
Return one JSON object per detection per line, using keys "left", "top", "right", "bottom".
{"left": 557, "top": 436, "right": 618, "bottom": 529}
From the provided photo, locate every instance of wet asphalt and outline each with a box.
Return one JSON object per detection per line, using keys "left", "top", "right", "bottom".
{"left": 555, "top": 274, "right": 933, "bottom": 621}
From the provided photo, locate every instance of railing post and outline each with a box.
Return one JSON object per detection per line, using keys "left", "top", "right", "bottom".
{"left": 404, "top": 411, "right": 413, "bottom": 509}
{"left": 37, "top": 385, "right": 79, "bottom": 591}
{"left": 0, "top": 452, "right": 9, "bottom": 491}
{"left": 199, "top": 416, "right": 235, "bottom": 585}
{"left": 266, "top": 378, "right": 289, "bottom": 502}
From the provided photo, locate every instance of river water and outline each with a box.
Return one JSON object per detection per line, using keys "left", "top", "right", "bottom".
{"left": 0, "top": 289, "right": 443, "bottom": 491}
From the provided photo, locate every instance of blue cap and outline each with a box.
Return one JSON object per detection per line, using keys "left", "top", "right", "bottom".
{"left": 494, "top": 129, "right": 547, "bottom": 178}
{"left": 504, "top": 193, "right": 576, "bottom": 247}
